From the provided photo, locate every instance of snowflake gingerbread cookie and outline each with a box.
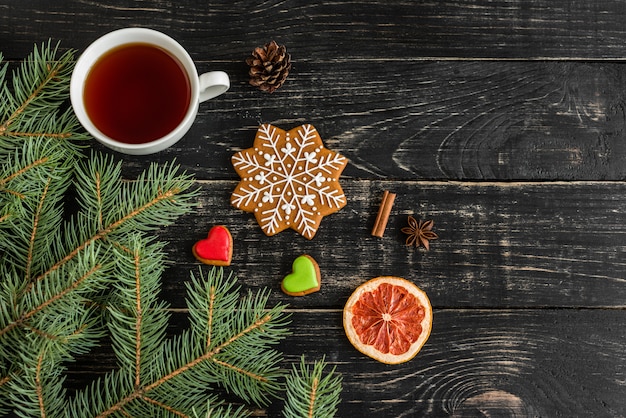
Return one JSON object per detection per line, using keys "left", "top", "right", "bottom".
{"left": 231, "top": 123, "right": 348, "bottom": 239}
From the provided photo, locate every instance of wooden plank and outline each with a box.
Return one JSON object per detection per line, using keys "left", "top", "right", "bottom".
{"left": 63, "top": 309, "right": 626, "bottom": 417}
{"left": 4, "top": 23, "right": 626, "bottom": 181}
{"left": 70, "top": 60, "right": 624, "bottom": 182}
{"left": 274, "top": 309, "right": 626, "bottom": 417}
{"left": 154, "top": 179, "right": 626, "bottom": 310}
{"left": 0, "top": 2, "right": 623, "bottom": 417}
{"left": 3, "top": 1, "right": 626, "bottom": 60}
{"left": 271, "top": 310, "right": 626, "bottom": 417}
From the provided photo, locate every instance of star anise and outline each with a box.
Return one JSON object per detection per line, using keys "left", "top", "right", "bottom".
{"left": 401, "top": 216, "right": 438, "bottom": 250}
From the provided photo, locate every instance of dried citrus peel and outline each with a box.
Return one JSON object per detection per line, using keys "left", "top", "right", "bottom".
{"left": 343, "top": 276, "right": 432, "bottom": 364}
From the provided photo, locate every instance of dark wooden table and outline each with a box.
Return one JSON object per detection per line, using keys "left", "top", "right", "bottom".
{"left": 3, "top": 1, "right": 626, "bottom": 416}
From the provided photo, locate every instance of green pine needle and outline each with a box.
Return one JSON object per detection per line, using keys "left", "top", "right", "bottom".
{"left": 283, "top": 356, "right": 343, "bottom": 418}
{"left": 0, "top": 41, "right": 343, "bottom": 418}
{"left": 0, "top": 41, "right": 88, "bottom": 159}
{"left": 186, "top": 268, "right": 291, "bottom": 406}
{"left": 192, "top": 399, "right": 251, "bottom": 418}
{"left": 67, "top": 266, "right": 292, "bottom": 417}
{"left": 107, "top": 236, "right": 171, "bottom": 377}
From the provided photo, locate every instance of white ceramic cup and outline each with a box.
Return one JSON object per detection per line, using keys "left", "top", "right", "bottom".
{"left": 70, "top": 28, "right": 229, "bottom": 155}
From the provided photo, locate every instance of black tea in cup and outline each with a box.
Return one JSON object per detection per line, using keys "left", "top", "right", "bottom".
{"left": 83, "top": 43, "right": 191, "bottom": 144}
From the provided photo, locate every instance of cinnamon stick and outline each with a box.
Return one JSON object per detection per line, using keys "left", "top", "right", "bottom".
{"left": 371, "top": 190, "right": 396, "bottom": 238}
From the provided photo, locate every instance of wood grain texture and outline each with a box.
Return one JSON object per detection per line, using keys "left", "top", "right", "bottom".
{"left": 3, "top": 1, "right": 626, "bottom": 60}
{"left": 2, "top": 0, "right": 626, "bottom": 416}
{"left": 74, "top": 60, "right": 625, "bottom": 182}
{"left": 64, "top": 309, "right": 626, "bottom": 417}
{"left": 4, "top": 4, "right": 626, "bottom": 181}
{"left": 276, "top": 309, "right": 626, "bottom": 417}
{"left": 157, "top": 179, "right": 626, "bottom": 310}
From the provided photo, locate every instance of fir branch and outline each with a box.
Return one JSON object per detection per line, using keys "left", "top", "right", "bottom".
{"left": 283, "top": 356, "right": 342, "bottom": 418}
{"left": 192, "top": 399, "right": 250, "bottom": 418}
{"left": 1, "top": 153, "right": 198, "bottom": 415}
{"left": 35, "top": 350, "right": 47, "bottom": 417}
{"left": 2, "top": 42, "right": 70, "bottom": 132}
{"left": 25, "top": 176, "right": 51, "bottom": 281}
{"left": 107, "top": 236, "right": 170, "bottom": 386}
{"left": 186, "top": 269, "right": 291, "bottom": 405}
{"left": 0, "top": 136, "right": 73, "bottom": 192}
{"left": 0, "top": 261, "right": 104, "bottom": 339}
{"left": 68, "top": 267, "right": 291, "bottom": 417}
{"left": 185, "top": 268, "right": 240, "bottom": 352}
{"left": 32, "top": 156, "right": 197, "bottom": 286}
{"left": 0, "top": 139, "right": 76, "bottom": 281}
{"left": 140, "top": 394, "right": 189, "bottom": 417}
{"left": 0, "top": 41, "right": 345, "bottom": 417}
{"left": 5, "top": 342, "right": 67, "bottom": 418}
{"left": 144, "top": 303, "right": 284, "bottom": 402}
{"left": 72, "top": 152, "right": 122, "bottom": 234}
{"left": 0, "top": 41, "right": 88, "bottom": 159}
{"left": 0, "top": 372, "right": 12, "bottom": 415}
{"left": 0, "top": 239, "right": 108, "bottom": 396}
{"left": 0, "top": 155, "right": 49, "bottom": 187}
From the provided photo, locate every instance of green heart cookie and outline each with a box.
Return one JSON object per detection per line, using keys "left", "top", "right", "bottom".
{"left": 281, "top": 255, "right": 321, "bottom": 296}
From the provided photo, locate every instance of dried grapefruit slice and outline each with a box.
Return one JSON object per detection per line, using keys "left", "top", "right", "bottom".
{"left": 343, "top": 276, "right": 432, "bottom": 364}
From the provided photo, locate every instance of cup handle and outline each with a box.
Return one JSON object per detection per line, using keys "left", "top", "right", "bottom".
{"left": 198, "top": 71, "right": 230, "bottom": 103}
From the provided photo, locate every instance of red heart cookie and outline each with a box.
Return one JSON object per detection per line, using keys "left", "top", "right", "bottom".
{"left": 192, "top": 225, "right": 233, "bottom": 266}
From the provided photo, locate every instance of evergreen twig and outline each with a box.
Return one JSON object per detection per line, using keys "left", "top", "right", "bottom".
{"left": 0, "top": 41, "right": 87, "bottom": 159}
{"left": 283, "top": 356, "right": 342, "bottom": 418}
{"left": 66, "top": 264, "right": 290, "bottom": 417}
{"left": 0, "top": 41, "right": 342, "bottom": 418}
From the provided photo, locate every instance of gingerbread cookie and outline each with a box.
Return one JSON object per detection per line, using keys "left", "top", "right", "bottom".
{"left": 192, "top": 225, "right": 233, "bottom": 266}
{"left": 231, "top": 123, "right": 347, "bottom": 239}
{"left": 281, "top": 255, "right": 321, "bottom": 296}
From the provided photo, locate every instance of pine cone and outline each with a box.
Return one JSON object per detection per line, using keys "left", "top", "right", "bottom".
{"left": 246, "top": 40, "right": 291, "bottom": 93}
